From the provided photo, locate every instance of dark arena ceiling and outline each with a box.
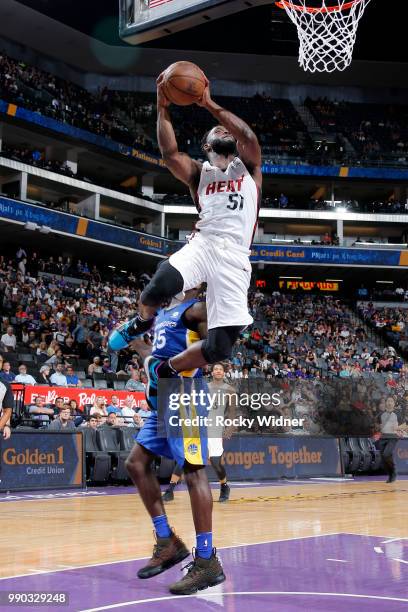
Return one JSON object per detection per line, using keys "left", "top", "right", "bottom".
{"left": 14, "top": 0, "right": 407, "bottom": 62}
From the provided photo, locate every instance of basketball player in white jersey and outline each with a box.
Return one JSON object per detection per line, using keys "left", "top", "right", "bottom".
{"left": 109, "top": 75, "right": 262, "bottom": 391}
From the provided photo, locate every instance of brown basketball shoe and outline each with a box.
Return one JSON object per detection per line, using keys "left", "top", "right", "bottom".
{"left": 137, "top": 531, "right": 189, "bottom": 579}
{"left": 169, "top": 549, "right": 226, "bottom": 595}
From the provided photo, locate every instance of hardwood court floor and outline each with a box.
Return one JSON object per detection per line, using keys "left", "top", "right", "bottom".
{"left": 0, "top": 477, "right": 407, "bottom": 580}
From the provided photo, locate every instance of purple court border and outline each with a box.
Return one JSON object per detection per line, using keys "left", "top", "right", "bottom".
{"left": 1, "top": 533, "right": 407, "bottom": 611}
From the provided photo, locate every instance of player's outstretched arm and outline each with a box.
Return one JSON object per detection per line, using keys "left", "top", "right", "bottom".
{"left": 198, "top": 85, "right": 262, "bottom": 181}
{"left": 157, "top": 75, "right": 201, "bottom": 189}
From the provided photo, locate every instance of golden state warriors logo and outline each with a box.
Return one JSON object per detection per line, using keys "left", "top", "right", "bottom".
{"left": 187, "top": 443, "right": 198, "bottom": 456}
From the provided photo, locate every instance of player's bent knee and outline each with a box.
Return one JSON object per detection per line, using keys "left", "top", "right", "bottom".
{"left": 201, "top": 326, "right": 244, "bottom": 363}
{"left": 140, "top": 260, "right": 184, "bottom": 307}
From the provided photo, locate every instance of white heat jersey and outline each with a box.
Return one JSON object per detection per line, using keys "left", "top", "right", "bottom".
{"left": 195, "top": 157, "right": 259, "bottom": 249}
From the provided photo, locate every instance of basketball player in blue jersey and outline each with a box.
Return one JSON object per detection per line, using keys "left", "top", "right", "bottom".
{"left": 109, "top": 77, "right": 262, "bottom": 396}
{"left": 125, "top": 287, "right": 226, "bottom": 595}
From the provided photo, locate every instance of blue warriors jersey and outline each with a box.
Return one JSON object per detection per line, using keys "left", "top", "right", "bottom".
{"left": 152, "top": 299, "right": 202, "bottom": 377}
{"left": 137, "top": 297, "right": 209, "bottom": 466}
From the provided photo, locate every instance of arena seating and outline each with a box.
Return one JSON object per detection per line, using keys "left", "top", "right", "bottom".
{"left": 2, "top": 248, "right": 407, "bottom": 480}
{"left": 83, "top": 427, "right": 112, "bottom": 483}
{"left": 306, "top": 97, "right": 408, "bottom": 165}
{"left": 1, "top": 51, "right": 408, "bottom": 169}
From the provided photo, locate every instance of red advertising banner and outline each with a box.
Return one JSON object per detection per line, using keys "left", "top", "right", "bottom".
{"left": 17, "top": 385, "right": 145, "bottom": 410}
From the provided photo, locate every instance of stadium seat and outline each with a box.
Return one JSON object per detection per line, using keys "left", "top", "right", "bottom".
{"left": 75, "top": 370, "right": 87, "bottom": 380}
{"left": 105, "top": 372, "right": 117, "bottom": 384}
{"left": 81, "top": 379, "right": 94, "bottom": 388}
{"left": 82, "top": 428, "right": 111, "bottom": 482}
{"left": 355, "top": 438, "right": 372, "bottom": 472}
{"left": 17, "top": 353, "right": 35, "bottom": 362}
{"left": 93, "top": 372, "right": 106, "bottom": 381}
{"left": 96, "top": 427, "right": 129, "bottom": 480}
{"left": 118, "top": 427, "right": 137, "bottom": 452}
{"left": 117, "top": 373, "right": 130, "bottom": 382}
{"left": 345, "top": 437, "right": 365, "bottom": 473}
{"left": 358, "top": 438, "right": 382, "bottom": 471}
{"left": 83, "top": 404, "right": 92, "bottom": 416}
{"left": 113, "top": 381, "right": 126, "bottom": 390}
{"left": 339, "top": 438, "right": 351, "bottom": 473}
{"left": 94, "top": 379, "right": 107, "bottom": 389}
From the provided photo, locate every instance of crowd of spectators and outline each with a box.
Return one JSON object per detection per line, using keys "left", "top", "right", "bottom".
{"left": 0, "top": 247, "right": 156, "bottom": 430}
{"left": 228, "top": 291, "right": 406, "bottom": 381}
{"left": 2, "top": 50, "right": 408, "bottom": 170}
{"left": 358, "top": 303, "right": 408, "bottom": 355}
{"left": 306, "top": 97, "right": 408, "bottom": 166}
{"left": 2, "top": 244, "right": 408, "bottom": 436}
{"left": 224, "top": 291, "right": 408, "bottom": 436}
{"left": 0, "top": 52, "right": 143, "bottom": 149}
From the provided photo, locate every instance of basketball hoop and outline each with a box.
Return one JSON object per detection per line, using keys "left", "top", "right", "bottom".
{"left": 275, "top": 0, "right": 372, "bottom": 73}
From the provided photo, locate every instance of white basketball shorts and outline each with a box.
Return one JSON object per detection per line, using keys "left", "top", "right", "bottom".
{"left": 169, "top": 232, "right": 253, "bottom": 330}
{"left": 208, "top": 436, "right": 224, "bottom": 458}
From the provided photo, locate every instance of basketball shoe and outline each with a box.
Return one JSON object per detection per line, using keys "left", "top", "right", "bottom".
{"left": 169, "top": 548, "right": 226, "bottom": 595}
{"left": 108, "top": 315, "right": 154, "bottom": 351}
{"left": 137, "top": 530, "right": 189, "bottom": 579}
{"left": 219, "top": 483, "right": 230, "bottom": 503}
{"left": 162, "top": 482, "right": 178, "bottom": 502}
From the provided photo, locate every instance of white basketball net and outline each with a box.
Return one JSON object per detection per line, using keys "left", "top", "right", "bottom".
{"left": 277, "top": 0, "right": 372, "bottom": 73}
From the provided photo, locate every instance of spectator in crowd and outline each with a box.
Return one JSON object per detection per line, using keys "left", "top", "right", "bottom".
{"left": 72, "top": 320, "right": 89, "bottom": 357}
{"left": 125, "top": 369, "right": 145, "bottom": 391}
{"left": 28, "top": 395, "right": 55, "bottom": 426}
{"left": 87, "top": 323, "right": 103, "bottom": 358}
{"left": 48, "top": 404, "right": 76, "bottom": 431}
{"left": 90, "top": 397, "right": 108, "bottom": 421}
{"left": 0, "top": 358, "right": 15, "bottom": 383}
{"left": 61, "top": 337, "right": 79, "bottom": 361}
{"left": 50, "top": 363, "right": 68, "bottom": 386}
{"left": 1, "top": 326, "right": 17, "bottom": 351}
{"left": 88, "top": 356, "right": 102, "bottom": 377}
{"left": 15, "top": 364, "right": 36, "bottom": 385}
{"left": 226, "top": 364, "right": 243, "bottom": 380}
{"left": 137, "top": 400, "right": 152, "bottom": 421}
{"left": 69, "top": 399, "right": 81, "bottom": 414}
{"left": 87, "top": 415, "right": 99, "bottom": 429}
{"left": 44, "top": 348, "right": 65, "bottom": 368}
{"left": 36, "top": 342, "right": 49, "bottom": 358}
{"left": 102, "top": 357, "right": 114, "bottom": 374}
{"left": 106, "top": 395, "right": 122, "bottom": 414}
{"left": 104, "top": 412, "right": 118, "bottom": 427}
{"left": 16, "top": 247, "right": 27, "bottom": 261}
{"left": 38, "top": 365, "right": 52, "bottom": 385}
{"left": 126, "top": 354, "right": 141, "bottom": 373}
{"left": 121, "top": 397, "right": 142, "bottom": 428}
{"left": 52, "top": 397, "right": 65, "bottom": 412}
{"left": 65, "top": 365, "right": 80, "bottom": 387}
{"left": 279, "top": 193, "right": 288, "bottom": 209}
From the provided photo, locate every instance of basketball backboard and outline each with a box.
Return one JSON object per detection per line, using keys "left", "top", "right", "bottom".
{"left": 120, "top": 0, "right": 270, "bottom": 45}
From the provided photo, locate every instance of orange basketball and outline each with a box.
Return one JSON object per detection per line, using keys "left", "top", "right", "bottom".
{"left": 162, "top": 61, "right": 207, "bottom": 106}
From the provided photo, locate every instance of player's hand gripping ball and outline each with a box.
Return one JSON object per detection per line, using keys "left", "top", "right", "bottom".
{"left": 160, "top": 61, "right": 208, "bottom": 106}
